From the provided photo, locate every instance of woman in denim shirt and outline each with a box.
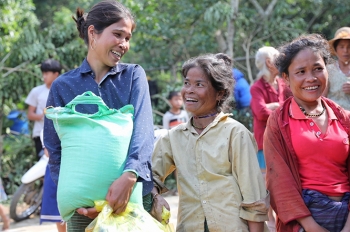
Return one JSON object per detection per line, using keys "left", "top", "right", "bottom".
{"left": 44, "top": 1, "right": 154, "bottom": 231}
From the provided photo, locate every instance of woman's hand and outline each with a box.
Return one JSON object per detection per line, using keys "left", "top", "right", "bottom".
{"left": 342, "top": 82, "right": 350, "bottom": 94}
{"left": 265, "top": 102, "right": 280, "bottom": 111}
{"left": 76, "top": 207, "right": 99, "bottom": 219}
{"left": 150, "top": 188, "right": 170, "bottom": 223}
{"left": 297, "top": 216, "right": 329, "bottom": 232}
{"left": 340, "top": 212, "right": 350, "bottom": 232}
{"left": 106, "top": 172, "right": 137, "bottom": 214}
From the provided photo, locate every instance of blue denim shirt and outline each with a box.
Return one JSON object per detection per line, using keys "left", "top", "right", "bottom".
{"left": 44, "top": 59, "right": 154, "bottom": 195}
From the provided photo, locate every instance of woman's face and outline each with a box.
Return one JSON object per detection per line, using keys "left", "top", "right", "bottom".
{"left": 283, "top": 48, "right": 328, "bottom": 105}
{"left": 181, "top": 67, "right": 223, "bottom": 116}
{"left": 335, "top": 39, "right": 350, "bottom": 64}
{"left": 91, "top": 18, "right": 133, "bottom": 67}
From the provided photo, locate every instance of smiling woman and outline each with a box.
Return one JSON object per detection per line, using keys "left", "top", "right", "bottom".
{"left": 150, "top": 53, "right": 269, "bottom": 232}
{"left": 264, "top": 34, "right": 350, "bottom": 232}
{"left": 43, "top": 1, "right": 154, "bottom": 232}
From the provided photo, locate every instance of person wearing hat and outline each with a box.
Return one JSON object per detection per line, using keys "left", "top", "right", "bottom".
{"left": 325, "top": 27, "right": 350, "bottom": 110}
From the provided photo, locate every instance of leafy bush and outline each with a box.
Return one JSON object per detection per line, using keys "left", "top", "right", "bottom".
{"left": 1, "top": 134, "right": 36, "bottom": 195}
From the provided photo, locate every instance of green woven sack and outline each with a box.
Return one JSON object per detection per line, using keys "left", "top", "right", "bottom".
{"left": 45, "top": 91, "right": 142, "bottom": 221}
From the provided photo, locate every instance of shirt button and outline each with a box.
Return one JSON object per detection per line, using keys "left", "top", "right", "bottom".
{"left": 203, "top": 200, "right": 206, "bottom": 204}
{"left": 310, "top": 122, "right": 314, "bottom": 126}
{"left": 316, "top": 131, "right": 321, "bottom": 136}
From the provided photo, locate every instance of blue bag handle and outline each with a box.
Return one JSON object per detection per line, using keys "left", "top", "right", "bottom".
{"left": 65, "top": 91, "right": 114, "bottom": 117}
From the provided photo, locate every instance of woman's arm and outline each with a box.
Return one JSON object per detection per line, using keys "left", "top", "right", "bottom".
{"left": 297, "top": 216, "right": 329, "bottom": 232}
{"left": 340, "top": 212, "right": 350, "bottom": 232}
{"left": 44, "top": 83, "right": 63, "bottom": 185}
{"left": 150, "top": 187, "right": 170, "bottom": 222}
{"left": 231, "top": 126, "right": 268, "bottom": 222}
{"left": 264, "top": 111, "right": 311, "bottom": 224}
{"left": 107, "top": 65, "right": 154, "bottom": 213}
{"left": 123, "top": 65, "right": 154, "bottom": 180}
{"left": 250, "top": 83, "right": 274, "bottom": 121}
{"left": 247, "top": 221, "right": 265, "bottom": 232}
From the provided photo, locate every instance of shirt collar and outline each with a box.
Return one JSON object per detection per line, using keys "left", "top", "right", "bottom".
{"left": 183, "top": 112, "right": 231, "bottom": 132}
{"left": 79, "top": 58, "right": 123, "bottom": 76}
{"left": 290, "top": 98, "right": 337, "bottom": 120}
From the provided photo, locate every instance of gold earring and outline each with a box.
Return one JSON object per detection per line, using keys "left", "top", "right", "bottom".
{"left": 90, "top": 38, "right": 96, "bottom": 50}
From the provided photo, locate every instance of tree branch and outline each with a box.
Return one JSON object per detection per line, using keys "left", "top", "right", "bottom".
{"left": 0, "top": 61, "right": 29, "bottom": 77}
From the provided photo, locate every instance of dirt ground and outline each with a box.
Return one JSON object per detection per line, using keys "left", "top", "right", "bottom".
{"left": 0, "top": 195, "right": 179, "bottom": 232}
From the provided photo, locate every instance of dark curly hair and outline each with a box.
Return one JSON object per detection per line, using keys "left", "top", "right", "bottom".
{"left": 275, "top": 34, "right": 331, "bottom": 75}
{"left": 181, "top": 53, "right": 234, "bottom": 113}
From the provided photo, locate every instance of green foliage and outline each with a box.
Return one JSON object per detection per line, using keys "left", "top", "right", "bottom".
{"left": 0, "top": 0, "right": 39, "bottom": 53}
{"left": 33, "top": 0, "right": 100, "bottom": 28}
{"left": 1, "top": 134, "right": 36, "bottom": 194}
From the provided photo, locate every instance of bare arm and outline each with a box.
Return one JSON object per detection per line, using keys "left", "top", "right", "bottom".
{"left": 296, "top": 216, "right": 329, "bottom": 232}
{"left": 340, "top": 213, "right": 350, "bottom": 232}
{"left": 247, "top": 221, "right": 265, "bottom": 232}
{"left": 27, "top": 105, "right": 44, "bottom": 121}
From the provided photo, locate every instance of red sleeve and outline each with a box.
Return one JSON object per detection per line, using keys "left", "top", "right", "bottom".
{"left": 264, "top": 110, "right": 311, "bottom": 224}
{"left": 250, "top": 82, "right": 273, "bottom": 121}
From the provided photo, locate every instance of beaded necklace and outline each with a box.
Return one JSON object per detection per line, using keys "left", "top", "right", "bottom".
{"left": 193, "top": 112, "right": 218, "bottom": 119}
{"left": 299, "top": 104, "right": 325, "bottom": 118}
{"left": 191, "top": 118, "right": 207, "bottom": 130}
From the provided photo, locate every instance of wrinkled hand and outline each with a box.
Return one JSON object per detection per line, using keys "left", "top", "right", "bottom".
{"left": 150, "top": 194, "right": 170, "bottom": 223}
{"left": 105, "top": 172, "right": 137, "bottom": 215}
{"left": 342, "top": 82, "right": 350, "bottom": 94}
{"left": 76, "top": 207, "right": 99, "bottom": 219}
{"left": 265, "top": 102, "right": 280, "bottom": 111}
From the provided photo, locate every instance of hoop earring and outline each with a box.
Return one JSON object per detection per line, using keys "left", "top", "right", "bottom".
{"left": 90, "top": 38, "right": 96, "bottom": 50}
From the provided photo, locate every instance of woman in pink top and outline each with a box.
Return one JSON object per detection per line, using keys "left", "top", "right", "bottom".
{"left": 250, "top": 46, "right": 291, "bottom": 175}
{"left": 264, "top": 34, "right": 350, "bottom": 232}
{"left": 251, "top": 46, "right": 291, "bottom": 232}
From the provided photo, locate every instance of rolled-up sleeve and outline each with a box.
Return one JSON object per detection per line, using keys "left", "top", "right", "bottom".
{"left": 151, "top": 131, "right": 175, "bottom": 194}
{"left": 231, "top": 129, "right": 269, "bottom": 222}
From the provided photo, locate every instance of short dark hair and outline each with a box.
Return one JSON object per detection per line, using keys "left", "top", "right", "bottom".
{"left": 275, "top": 34, "right": 331, "bottom": 75}
{"left": 181, "top": 53, "right": 234, "bottom": 113}
{"left": 40, "top": 59, "right": 62, "bottom": 73}
{"left": 73, "top": 0, "right": 136, "bottom": 45}
{"left": 167, "top": 91, "right": 180, "bottom": 100}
